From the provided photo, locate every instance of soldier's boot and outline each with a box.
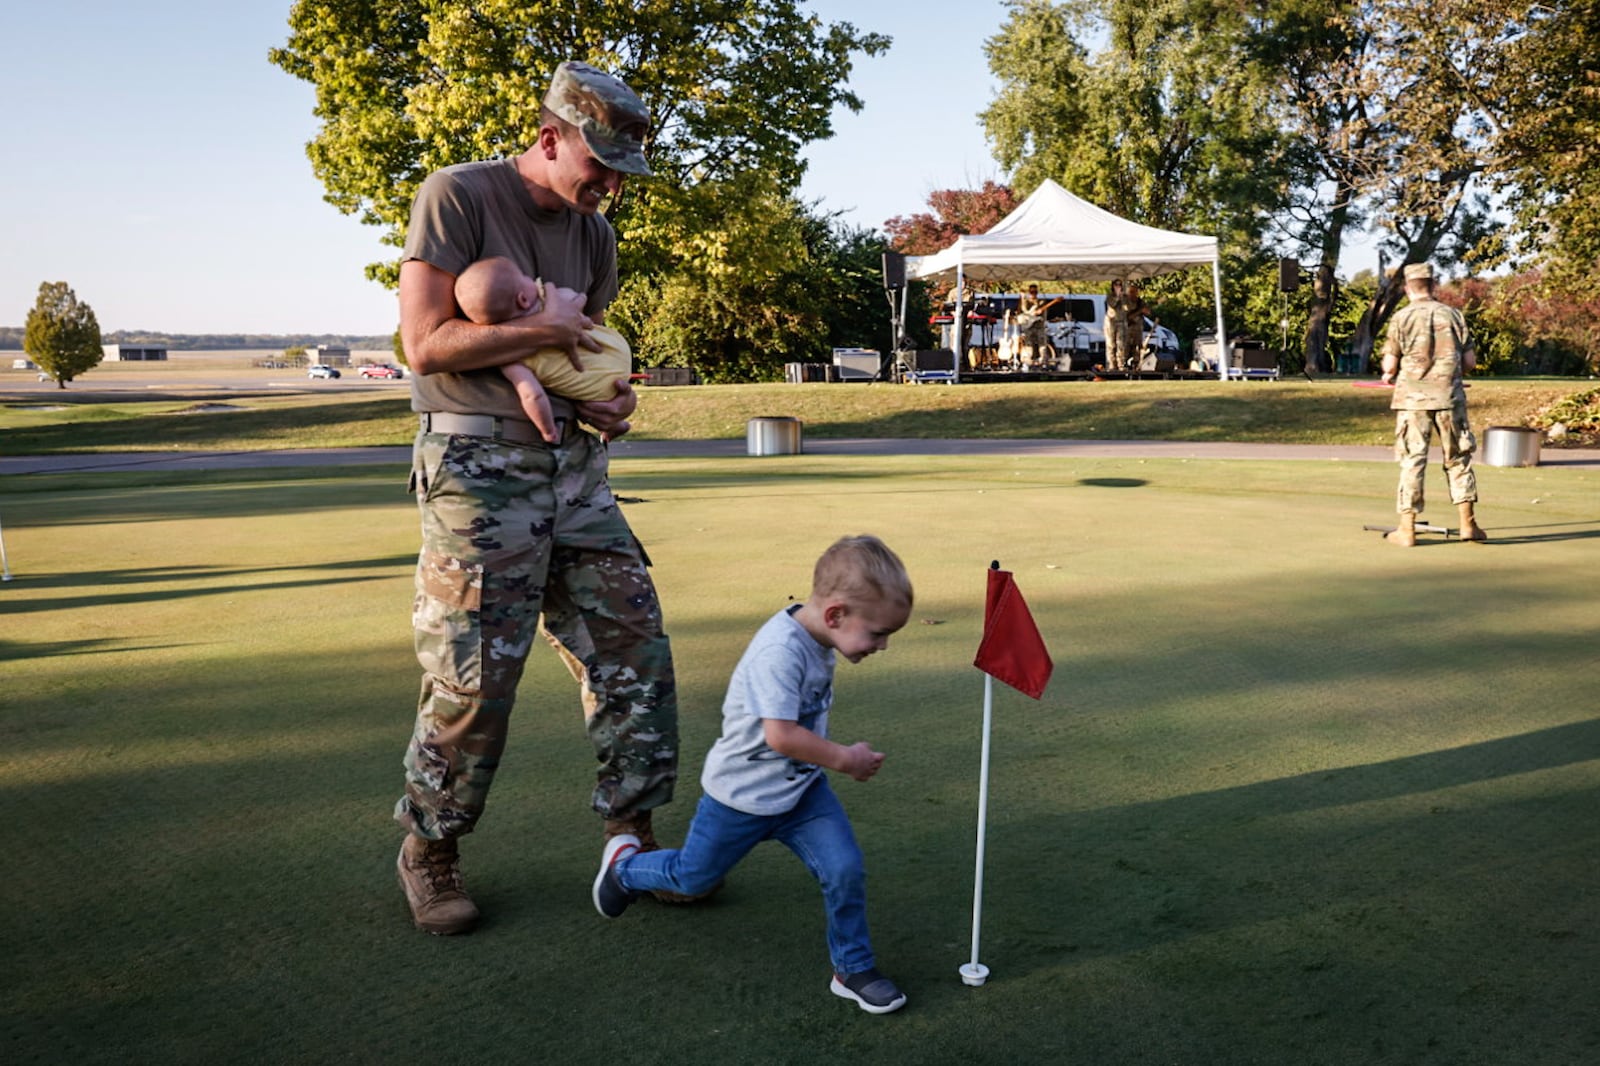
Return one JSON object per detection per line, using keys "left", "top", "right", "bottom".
{"left": 1458, "top": 501, "right": 1488, "bottom": 542}
{"left": 605, "top": 809, "right": 724, "bottom": 905}
{"left": 1385, "top": 512, "right": 1417, "bottom": 547}
{"left": 397, "top": 834, "right": 479, "bottom": 935}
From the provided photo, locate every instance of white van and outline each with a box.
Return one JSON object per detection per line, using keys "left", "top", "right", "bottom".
{"left": 12, "top": 358, "right": 38, "bottom": 370}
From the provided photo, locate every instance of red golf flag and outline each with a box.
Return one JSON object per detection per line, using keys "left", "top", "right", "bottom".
{"left": 973, "top": 565, "right": 1053, "bottom": 699}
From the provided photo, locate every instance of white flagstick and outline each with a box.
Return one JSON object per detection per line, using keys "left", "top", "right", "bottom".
{"left": 0, "top": 511, "right": 11, "bottom": 581}
{"left": 959, "top": 671, "right": 994, "bottom": 987}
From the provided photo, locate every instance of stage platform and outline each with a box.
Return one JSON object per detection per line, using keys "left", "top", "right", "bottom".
{"left": 941, "top": 366, "right": 1225, "bottom": 385}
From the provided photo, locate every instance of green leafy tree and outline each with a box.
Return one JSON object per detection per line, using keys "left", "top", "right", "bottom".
{"left": 607, "top": 176, "right": 895, "bottom": 381}
{"left": 1461, "top": 1, "right": 1600, "bottom": 298}
{"left": 975, "top": 0, "right": 1287, "bottom": 364}
{"left": 269, "top": 1, "right": 888, "bottom": 286}
{"left": 1233, "top": 0, "right": 1377, "bottom": 372}
{"left": 981, "top": 0, "right": 1286, "bottom": 247}
{"left": 1324, "top": 0, "right": 1503, "bottom": 365}
{"left": 24, "top": 282, "right": 102, "bottom": 388}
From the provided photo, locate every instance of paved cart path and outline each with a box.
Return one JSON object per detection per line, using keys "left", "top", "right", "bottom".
{"left": 3, "top": 438, "right": 1598, "bottom": 475}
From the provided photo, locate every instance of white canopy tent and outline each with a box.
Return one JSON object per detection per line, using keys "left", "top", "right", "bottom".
{"left": 901, "top": 179, "right": 1229, "bottom": 380}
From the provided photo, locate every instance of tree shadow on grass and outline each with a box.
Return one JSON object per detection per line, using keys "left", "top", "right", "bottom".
{"left": 0, "top": 395, "right": 413, "bottom": 453}
{"left": 1472, "top": 520, "right": 1600, "bottom": 545}
{"left": 0, "top": 637, "right": 198, "bottom": 661}
{"left": 911, "top": 719, "right": 1600, "bottom": 1061}
{"left": 0, "top": 555, "right": 414, "bottom": 616}
{"left": 5, "top": 557, "right": 1597, "bottom": 1063}
{"left": 0, "top": 467, "right": 410, "bottom": 527}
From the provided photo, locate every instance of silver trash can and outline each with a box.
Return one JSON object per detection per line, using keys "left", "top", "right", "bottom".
{"left": 747, "top": 416, "right": 803, "bottom": 456}
{"left": 1482, "top": 425, "right": 1541, "bottom": 467}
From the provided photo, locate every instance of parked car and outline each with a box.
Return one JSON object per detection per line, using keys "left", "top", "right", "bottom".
{"left": 358, "top": 363, "right": 404, "bottom": 379}
{"left": 1141, "top": 316, "right": 1182, "bottom": 357}
{"left": 307, "top": 365, "right": 341, "bottom": 379}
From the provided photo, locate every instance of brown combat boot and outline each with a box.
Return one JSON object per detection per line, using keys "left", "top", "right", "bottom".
{"left": 604, "top": 810, "right": 659, "bottom": 850}
{"left": 397, "top": 834, "right": 479, "bottom": 935}
{"left": 1458, "top": 501, "right": 1488, "bottom": 542}
{"left": 1385, "top": 512, "right": 1417, "bottom": 547}
{"left": 605, "top": 810, "right": 723, "bottom": 904}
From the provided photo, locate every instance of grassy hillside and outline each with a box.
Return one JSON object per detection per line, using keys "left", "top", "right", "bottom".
{"left": 1, "top": 376, "right": 1594, "bottom": 454}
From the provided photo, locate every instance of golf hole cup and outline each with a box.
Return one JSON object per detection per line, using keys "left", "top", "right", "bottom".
{"left": 959, "top": 962, "right": 990, "bottom": 987}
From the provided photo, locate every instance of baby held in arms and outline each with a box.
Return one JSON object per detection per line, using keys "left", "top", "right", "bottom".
{"left": 454, "top": 256, "right": 633, "bottom": 436}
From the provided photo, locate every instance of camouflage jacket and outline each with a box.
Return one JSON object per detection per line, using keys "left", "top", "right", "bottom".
{"left": 1383, "top": 296, "right": 1472, "bottom": 411}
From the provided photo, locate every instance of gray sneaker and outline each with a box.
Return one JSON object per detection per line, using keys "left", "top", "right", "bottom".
{"left": 593, "top": 833, "right": 641, "bottom": 918}
{"left": 830, "top": 968, "right": 907, "bottom": 1014}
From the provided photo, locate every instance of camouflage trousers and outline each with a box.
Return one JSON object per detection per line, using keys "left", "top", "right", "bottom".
{"left": 1104, "top": 316, "right": 1125, "bottom": 369}
{"left": 395, "top": 428, "right": 677, "bottom": 841}
{"left": 1394, "top": 399, "right": 1479, "bottom": 515}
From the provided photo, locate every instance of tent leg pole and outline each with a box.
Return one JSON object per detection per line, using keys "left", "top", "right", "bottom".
{"left": 1212, "top": 259, "right": 1229, "bottom": 381}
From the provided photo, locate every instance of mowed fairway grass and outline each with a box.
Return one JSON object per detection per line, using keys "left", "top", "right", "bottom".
{"left": 2, "top": 452, "right": 1598, "bottom": 1064}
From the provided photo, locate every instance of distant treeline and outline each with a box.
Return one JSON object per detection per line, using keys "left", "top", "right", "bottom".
{"left": 0, "top": 327, "right": 392, "bottom": 351}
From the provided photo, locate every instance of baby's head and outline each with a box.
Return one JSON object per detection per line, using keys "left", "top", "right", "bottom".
{"left": 810, "top": 535, "right": 913, "bottom": 663}
{"left": 456, "top": 257, "right": 543, "bottom": 324}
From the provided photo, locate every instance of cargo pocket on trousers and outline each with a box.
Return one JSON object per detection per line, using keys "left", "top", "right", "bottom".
{"left": 413, "top": 552, "right": 485, "bottom": 690}
{"left": 411, "top": 444, "right": 449, "bottom": 501}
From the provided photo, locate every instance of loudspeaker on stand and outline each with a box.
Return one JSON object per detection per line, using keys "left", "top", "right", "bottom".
{"left": 1278, "top": 257, "right": 1300, "bottom": 293}
{"left": 882, "top": 251, "right": 906, "bottom": 290}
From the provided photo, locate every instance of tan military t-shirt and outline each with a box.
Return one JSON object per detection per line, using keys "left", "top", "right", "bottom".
{"left": 402, "top": 159, "right": 620, "bottom": 419}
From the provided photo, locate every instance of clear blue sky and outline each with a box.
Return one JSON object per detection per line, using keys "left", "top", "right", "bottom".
{"left": 1, "top": 1, "right": 1009, "bottom": 336}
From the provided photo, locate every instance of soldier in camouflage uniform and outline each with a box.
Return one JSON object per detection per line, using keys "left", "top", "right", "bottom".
{"left": 393, "top": 61, "right": 680, "bottom": 935}
{"left": 1379, "top": 262, "right": 1488, "bottom": 546}
{"left": 1103, "top": 280, "right": 1126, "bottom": 371}
{"left": 1122, "top": 282, "right": 1147, "bottom": 371}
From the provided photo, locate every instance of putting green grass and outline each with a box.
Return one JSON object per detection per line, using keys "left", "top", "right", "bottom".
{"left": 2, "top": 455, "right": 1597, "bottom": 1064}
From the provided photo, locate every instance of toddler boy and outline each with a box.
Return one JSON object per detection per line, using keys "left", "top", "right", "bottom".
{"left": 593, "top": 534, "right": 913, "bottom": 1014}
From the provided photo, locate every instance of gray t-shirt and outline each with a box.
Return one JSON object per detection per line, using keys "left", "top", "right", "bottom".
{"left": 701, "top": 605, "right": 835, "bottom": 816}
{"left": 401, "top": 158, "right": 620, "bottom": 418}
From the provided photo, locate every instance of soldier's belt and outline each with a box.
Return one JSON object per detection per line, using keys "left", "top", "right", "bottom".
{"left": 421, "top": 411, "right": 573, "bottom": 444}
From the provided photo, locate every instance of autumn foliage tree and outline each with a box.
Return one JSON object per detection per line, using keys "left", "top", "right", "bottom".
{"left": 24, "top": 282, "right": 102, "bottom": 388}
{"left": 883, "top": 181, "right": 1020, "bottom": 255}
{"left": 1451, "top": 273, "right": 1600, "bottom": 377}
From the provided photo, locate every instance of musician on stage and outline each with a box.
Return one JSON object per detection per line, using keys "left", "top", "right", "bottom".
{"left": 1017, "top": 284, "right": 1060, "bottom": 365}
{"left": 1123, "top": 282, "right": 1148, "bottom": 367}
{"left": 1104, "top": 280, "right": 1127, "bottom": 370}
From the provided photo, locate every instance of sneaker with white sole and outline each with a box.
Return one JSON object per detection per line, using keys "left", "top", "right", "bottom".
{"left": 593, "top": 832, "right": 641, "bottom": 918}
{"left": 830, "top": 968, "right": 907, "bottom": 1014}
{"left": 605, "top": 811, "right": 723, "bottom": 904}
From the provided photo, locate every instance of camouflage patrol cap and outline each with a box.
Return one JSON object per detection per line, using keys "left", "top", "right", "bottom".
{"left": 544, "top": 61, "right": 652, "bottom": 177}
{"left": 1403, "top": 263, "right": 1434, "bottom": 281}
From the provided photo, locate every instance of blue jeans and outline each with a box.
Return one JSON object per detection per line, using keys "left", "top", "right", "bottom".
{"left": 617, "top": 778, "right": 875, "bottom": 974}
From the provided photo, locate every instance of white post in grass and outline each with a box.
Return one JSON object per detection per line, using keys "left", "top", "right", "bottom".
{"left": 960, "top": 670, "right": 994, "bottom": 987}
{"left": 0, "top": 511, "right": 11, "bottom": 581}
